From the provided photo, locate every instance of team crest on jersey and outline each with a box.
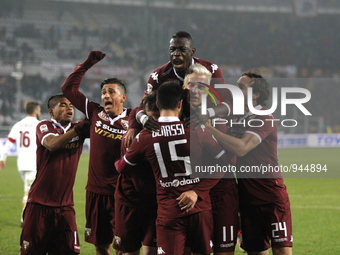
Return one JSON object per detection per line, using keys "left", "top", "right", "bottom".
{"left": 98, "top": 111, "right": 109, "bottom": 122}
{"left": 121, "top": 120, "right": 129, "bottom": 130}
{"left": 85, "top": 228, "right": 92, "bottom": 238}
{"left": 22, "top": 240, "right": 30, "bottom": 251}
{"left": 145, "top": 83, "right": 153, "bottom": 94}
{"left": 39, "top": 124, "right": 48, "bottom": 133}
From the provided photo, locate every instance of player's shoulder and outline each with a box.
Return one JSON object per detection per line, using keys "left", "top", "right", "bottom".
{"left": 193, "top": 57, "right": 217, "bottom": 67}
{"left": 191, "top": 124, "right": 212, "bottom": 139}
{"left": 150, "top": 62, "right": 172, "bottom": 76}
{"left": 36, "top": 120, "right": 53, "bottom": 134}
{"left": 193, "top": 57, "right": 220, "bottom": 74}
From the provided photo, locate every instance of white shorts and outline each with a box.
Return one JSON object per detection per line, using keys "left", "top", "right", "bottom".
{"left": 20, "top": 170, "right": 36, "bottom": 192}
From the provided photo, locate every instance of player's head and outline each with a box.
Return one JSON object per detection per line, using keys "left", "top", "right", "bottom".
{"left": 169, "top": 31, "right": 196, "bottom": 73}
{"left": 237, "top": 70, "right": 270, "bottom": 107}
{"left": 183, "top": 64, "right": 212, "bottom": 108}
{"left": 142, "top": 91, "right": 160, "bottom": 119}
{"left": 47, "top": 94, "right": 74, "bottom": 127}
{"left": 100, "top": 78, "right": 127, "bottom": 116}
{"left": 25, "top": 101, "right": 41, "bottom": 120}
{"left": 156, "top": 82, "right": 184, "bottom": 116}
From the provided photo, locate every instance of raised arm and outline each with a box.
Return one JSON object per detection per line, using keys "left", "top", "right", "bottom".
{"left": 61, "top": 50, "right": 106, "bottom": 114}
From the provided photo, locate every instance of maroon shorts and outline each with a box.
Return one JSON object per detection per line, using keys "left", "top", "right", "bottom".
{"left": 20, "top": 203, "right": 80, "bottom": 255}
{"left": 211, "top": 186, "right": 239, "bottom": 252}
{"left": 240, "top": 197, "right": 293, "bottom": 252}
{"left": 113, "top": 201, "right": 157, "bottom": 252}
{"left": 156, "top": 210, "right": 213, "bottom": 255}
{"left": 85, "top": 191, "right": 115, "bottom": 246}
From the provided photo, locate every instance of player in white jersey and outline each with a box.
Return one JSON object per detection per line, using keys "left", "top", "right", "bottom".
{"left": 0, "top": 101, "right": 41, "bottom": 226}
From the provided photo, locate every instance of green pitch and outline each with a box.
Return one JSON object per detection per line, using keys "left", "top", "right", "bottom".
{"left": 0, "top": 149, "right": 340, "bottom": 254}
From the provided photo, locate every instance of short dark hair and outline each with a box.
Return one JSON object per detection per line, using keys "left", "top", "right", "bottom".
{"left": 25, "top": 101, "right": 39, "bottom": 114}
{"left": 142, "top": 91, "right": 158, "bottom": 112}
{"left": 242, "top": 70, "right": 270, "bottom": 106}
{"left": 156, "top": 82, "right": 184, "bottom": 110}
{"left": 172, "top": 31, "right": 194, "bottom": 47}
{"left": 47, "top": 94, "right": 65, "bottom": 109}
{"left": 100, "top": 78, "right": 126, "bottom": 94}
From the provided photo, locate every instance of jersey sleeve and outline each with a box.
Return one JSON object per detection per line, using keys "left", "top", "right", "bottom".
{"left": 143, "top": 69, "right": 161, "bottom": 98}
{"left": 36, "top": 121, "right": 59, "bottom": 146}
{"left": 7, "top": 122, "right": 19, "bottom": 141}
{"left": 61, "top": 64, "right": 92, "bottom": 119}
{"left": 115, "top": 132, "right": 145, "bottom": 173}
{"left": 128, "top": 106, "right": 143, "bottom": 130}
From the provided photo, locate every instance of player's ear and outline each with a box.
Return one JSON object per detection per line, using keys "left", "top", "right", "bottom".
{"left": 191, "top": 47, "right": 196, "bottom": 56}
{"left": 121, "top": 94, "right": 127, "bottom": 103}
{"left": 48, "top": 108, "right": 54, "bottom": 117}
{"left": 178, "top": 99, "right": 183, "bottom": 110}
{"left": 253, "top": 92, "right": 260, "bottom": 101}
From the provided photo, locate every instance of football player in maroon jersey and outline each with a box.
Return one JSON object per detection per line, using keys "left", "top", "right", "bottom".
{"left": 206, "top": 71, "right": 293, "bottom": 255}
{"left": 125, "top": 31, "right": 232, "bottom": 148}
{"left": 62, "top": 51, "right": 131, "bottom": 255}
{"left": 116, "top": 82, "right": 232, "bottom": 255}
{"left": 183, "top": 64, "right": 239, "bottom": 255}
{"left": 20, "top": 94, "right": 90, "bottom": 255}
{"left": 113, "top": 92, "right": 158, "bottom": 255}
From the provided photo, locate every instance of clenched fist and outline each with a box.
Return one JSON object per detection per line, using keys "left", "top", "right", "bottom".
{"left": 82, "top": 50, "right": 106, "bottom": 68}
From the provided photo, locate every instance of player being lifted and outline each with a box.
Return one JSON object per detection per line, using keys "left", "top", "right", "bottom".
{"left": 62, "top": 51, "right": 130, "bottom": 255}
{"left": 125, "top": 31, "right": 232, "bottom": 147}
{"left": 0, "top": 101, "right": 41, "bottom": 226}
{"left": 115, "top": 82, "right": 232, "bottom": 255}
{"left": 206, "top": 71, "right": 293, "bottom": 255}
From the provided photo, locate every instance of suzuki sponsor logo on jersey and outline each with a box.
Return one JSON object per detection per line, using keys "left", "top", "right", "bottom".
{"left": 159, "top": 177, "right": 200, "bottom": 188}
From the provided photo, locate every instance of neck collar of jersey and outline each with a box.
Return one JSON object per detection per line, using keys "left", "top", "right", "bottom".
{"left": 158, "top": 116, "right": 180, "bottom": 122}
{"left": 172, "top": 58, "right": 195, "bottom": 82}
{"left": 51, "top": 118, "right": 72, "bottom": 132}
{"left": 108, "top": 108, "right": 127, "bottom": 125}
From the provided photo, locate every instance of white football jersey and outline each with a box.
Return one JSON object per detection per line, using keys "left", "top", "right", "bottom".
{"left": 7, "top": 116, "right": 39, "bottom": 171}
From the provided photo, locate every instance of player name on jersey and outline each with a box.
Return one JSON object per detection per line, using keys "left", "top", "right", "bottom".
{"left": 152, "top": 123, "right": 185, "bottom": 138}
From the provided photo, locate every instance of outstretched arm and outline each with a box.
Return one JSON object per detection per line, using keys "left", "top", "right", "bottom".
{"left": 61, "top": 51, "right": 106, "bottom": 115}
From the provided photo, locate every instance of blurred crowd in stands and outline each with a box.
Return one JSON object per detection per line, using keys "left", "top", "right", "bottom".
{"left": 0, "top": 0, "right": 339, "bottom": 132}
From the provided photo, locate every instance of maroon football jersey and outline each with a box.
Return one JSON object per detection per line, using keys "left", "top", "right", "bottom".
{"left": 228, "top": 105, "right": 289, "bottom": 205}
{"left": 27, "top": 120, "right": 85, "bottom": 207}
{"left": 128, "top": 57, "right": 232, "bottom": 129}
{"left": 115, "top": 117, "right": 232, "bottom": 218}
{"left": 61, "top": 64, "right": 131, "bottom": 195}
{"left": 144, "top": 57, "right": 224, "bottom": 97}
{"left": 115, "top": 133, "right": 157, "bottom": 208}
